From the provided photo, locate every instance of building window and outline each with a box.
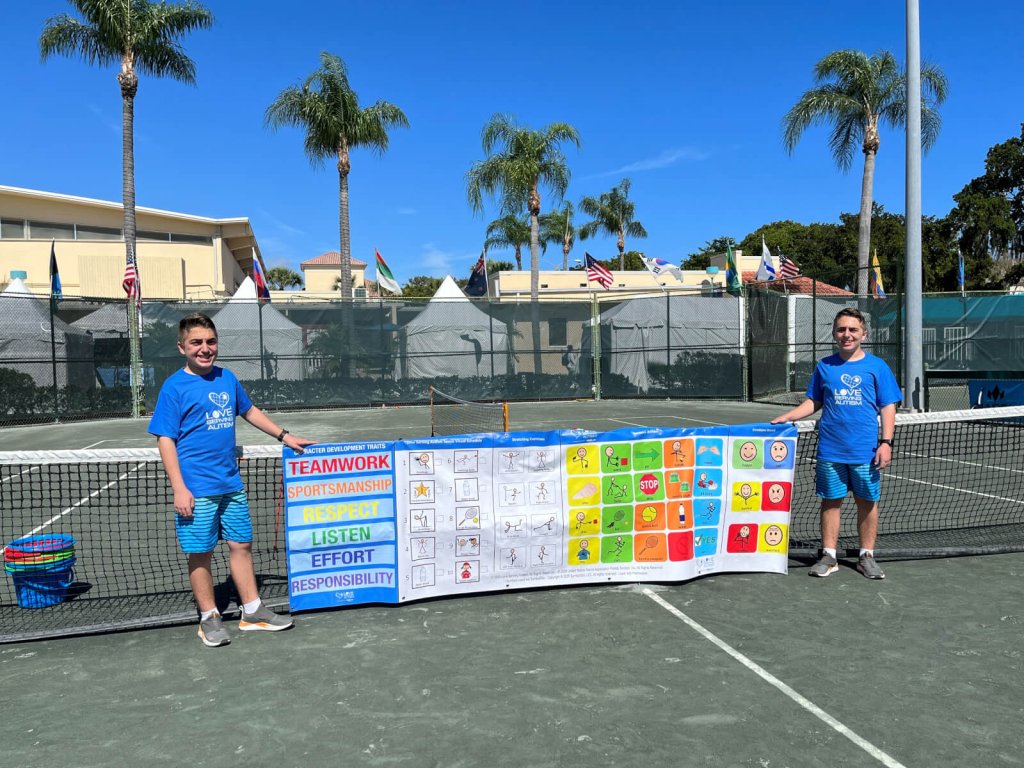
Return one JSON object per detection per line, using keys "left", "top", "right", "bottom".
{"left": 170, "top": 232, "right": 213, "bottom": 244}
{"left": 548, "top": 318, "right": 567, "bottom": 347}
{"left": 0, "top": 218, "right": 26, "bottom": 239}
{"left": 76, "top": 224, "right": 122, "bottom": 240}
{"left": 137, "top": 230, "right": 172, "bottom": 242}
{"left": 1015, "top": 326, "right": 1024, "bottom": 359}
{"left": 28, "top": 220, "right": 75, "bottom": 239}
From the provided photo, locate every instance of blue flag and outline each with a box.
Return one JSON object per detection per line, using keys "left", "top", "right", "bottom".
{"left": 49, "top": 240, "right": 62, "bottom": 312}
{"left": 957, "top": 249, "right": 965, "bottom": 297}
{"left": 465, "top": 253, "right": 488, "bottom": 296}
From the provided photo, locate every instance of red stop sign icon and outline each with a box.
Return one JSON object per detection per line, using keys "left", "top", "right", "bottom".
{"left": 639, "top": 473, "right": 659, "bottom": 495}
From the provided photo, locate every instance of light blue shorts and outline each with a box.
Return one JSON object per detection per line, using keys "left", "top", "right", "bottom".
{"left": 175, "top": 490, "right": 252, "bottom": 553}
{"left": 815, "top": 460, "right": 881, "bottom": 502}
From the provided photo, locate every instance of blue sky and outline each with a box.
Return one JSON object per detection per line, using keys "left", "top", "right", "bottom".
{"left": 2, "top": 1, "right": 1022, "bottom": 286}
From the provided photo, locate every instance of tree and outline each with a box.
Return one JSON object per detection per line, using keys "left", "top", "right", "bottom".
{"left": 266, "top": 266, "right": 303, "bottom": 290}
{"left": 466, "top": 114, "right": 578, "bottom": 372}
{"left": 682, "top": 237, "right": 737, "bottom": 270}
{"left": 401, "top": 275, "right": 443, "bottom": 298}
{"left": 484, "top": 215, "right": 530, "bottom": 270}
{"left": 578, "top": 178, "right": 648, "bottom": 270}
{"left": 466, "top": 114, "right": 580, "bottom": 302}
{"left": 948, "top": 124, "right": 1024, "bottom": 288}
{"left": 783, "top": 49, "right": 947, "bottom": 295}
{"left": 40, "top": 0, "right": 213, "bottom": 416}
{"left": 266, "top": 52, "right": 408, "bottom": 300}
{"left": 539, "top": 201, "right": 576, "bottom": 270}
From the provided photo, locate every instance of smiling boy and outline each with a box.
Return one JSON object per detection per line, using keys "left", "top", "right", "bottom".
{"left": 772, "top": 308, "right": 901, "bottom": 579}
{"left": 149, "top": 313, "right": 314, "bottom": 646}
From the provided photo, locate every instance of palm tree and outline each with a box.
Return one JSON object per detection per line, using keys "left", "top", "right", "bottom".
{"left": 539, "top": 202, "right": 576, "bottom": 270}
{"left": 265, "top": 52, "right": 408, "bottom": 300}
{"left": 40, "top": 0, "right": 213, "bottom": 417}
{"left": 578, "top": 178, "right": 648, "bottom": 270}
{"left": 466, "top": 114, "right": 580, "bottom": 303}
{"left": 484, "top": 215, "right": 530, "bottom": 270}
{"left": 783, "top": 49, "right": 947, "bottom": 295}
{"left": 266, "top": 266, "right": 303, "bottom": 290}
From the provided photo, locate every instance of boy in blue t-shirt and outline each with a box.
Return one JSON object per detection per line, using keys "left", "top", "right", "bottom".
{"left": 149, "top": 313, "right": 314, "bottom": 647}
{"left": 772, "top": 308, "right": 901, "bottom": 579}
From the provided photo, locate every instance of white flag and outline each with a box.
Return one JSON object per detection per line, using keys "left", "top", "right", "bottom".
{"left": 755, "top": 236, "right": 776, "bottom": 281}
{"left": 642, "top": 256, "right": 683, "bottom": 281}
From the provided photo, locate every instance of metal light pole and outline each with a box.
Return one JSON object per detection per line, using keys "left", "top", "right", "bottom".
{"left": 905, "top": 0, "right": 924, "bottom": 410}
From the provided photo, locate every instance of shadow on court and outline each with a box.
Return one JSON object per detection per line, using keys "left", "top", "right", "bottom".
{"left": 2, "top": 553, "right": 1020, "bottom": 768}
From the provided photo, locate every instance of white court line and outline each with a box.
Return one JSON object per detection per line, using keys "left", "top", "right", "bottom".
{"left": 609, "top": 416, "right": 727, "bottom": 428}
{"left": 0, "top": 464, "right": 143, "bottom": 555}
{"left": 898, "top": 450, "right": 1024, "bottom": 476}
{"left": 642, "top": 588, "right": 908, "bottom": 768}
{"left": 660, "top": 415, "right": 726, "bottom": 426}
{"left": 884, "top": 471, "right": 1024, "bottom": 506}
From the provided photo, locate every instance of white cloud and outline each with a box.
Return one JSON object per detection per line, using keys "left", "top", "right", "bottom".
{"left": 419, "top": 243, "right": 474, "bottom": 276}
{"left": 589, "top": 147, "right": 708, "bottom": 178}
{"left": 257, "top": 208, "right": 306, "bottom": 237}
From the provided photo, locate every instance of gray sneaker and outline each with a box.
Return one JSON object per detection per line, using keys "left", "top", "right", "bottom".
{"left": 198, "top": 612, "right": 231, "bottom": 647}
{"left": 809, "top": 552, "right": 839, "bottom": 577}
{"left": 238, "top": 603, "right": 293, "bottom": 632}
{"left": 857, "top": 554, "right": 885, "bottom": 580}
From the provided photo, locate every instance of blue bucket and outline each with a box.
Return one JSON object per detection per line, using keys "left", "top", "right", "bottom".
{"left": 11, "top": 559, "right": 76, "bottom": 609}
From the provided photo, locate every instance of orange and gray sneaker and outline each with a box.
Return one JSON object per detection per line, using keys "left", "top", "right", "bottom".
{"left": 198, "top": 612, "right": 231, "bottom": 647}
{"left": 238, "top": 603, "right": 293, "bottom": 631}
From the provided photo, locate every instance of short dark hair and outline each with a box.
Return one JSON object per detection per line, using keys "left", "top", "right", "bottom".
{"left": 178, "top": 312, "right": 217, "bottom": 342}
{"left": 833, "top": 307, "right": 867, "bottom": 331}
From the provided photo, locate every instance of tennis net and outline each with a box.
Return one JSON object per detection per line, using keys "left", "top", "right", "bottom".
{"left": 430, "top": 386, "right": 509, "bottom": 436}
{"left": 2, "top": 406, "right": 1023, "bottom": 643}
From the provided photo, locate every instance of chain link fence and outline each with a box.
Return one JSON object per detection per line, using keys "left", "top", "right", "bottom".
{"left": 3, "top": 290, "right": 1022, "bottom": 425}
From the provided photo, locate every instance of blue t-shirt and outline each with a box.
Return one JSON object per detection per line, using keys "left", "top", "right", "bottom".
{"left": 807, "top": 353, "right": 902, "bottom": 464}
{"left": 148, "top": 366, "right": 253, "bottom": 497}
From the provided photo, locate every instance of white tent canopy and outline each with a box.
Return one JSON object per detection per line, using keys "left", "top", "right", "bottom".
{"left": 71, "top": 301, "right": 184, "bottom": 339}
{"left": 583, "top": 295, "right": 742, "bottom": 392}
{"left": 0, "top": 277, "right": 95, "bottom": 387}
{"left": 401, "top": 275, "right": 509, "bottom": 378}
{"left": 211, "top": 277, "right": 304, "bottom": 380}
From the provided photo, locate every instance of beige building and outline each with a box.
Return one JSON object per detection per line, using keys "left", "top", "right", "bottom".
{"left": 490, "top": 251, "right": 776, "bottom": 300}
{"left": 296, "top": 251, "right": 368, "bottom": 300}
{"left": 0, "top": 184, "right": 265, "bottom": 300}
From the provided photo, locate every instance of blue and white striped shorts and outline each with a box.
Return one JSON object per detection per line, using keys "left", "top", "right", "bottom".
{"left": 815, "top": 460, "right": 881, "bottom": 502}
{"left": 175, "top": 490, "right": 252, "bottom": 553}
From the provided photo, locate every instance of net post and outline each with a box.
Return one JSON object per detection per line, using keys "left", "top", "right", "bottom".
{"left": 502, "top": 401, "right": 509, "bottom": 432}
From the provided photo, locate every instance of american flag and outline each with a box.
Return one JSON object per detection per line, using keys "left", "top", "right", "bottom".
{"left": 123, "top": 246, "right": 141, "bottom": 301}
{"left": 778, "top": 253, "right": 800, "bottom": 280}
{"left": 585, "top": 252, "right": 614, "bottom": 290}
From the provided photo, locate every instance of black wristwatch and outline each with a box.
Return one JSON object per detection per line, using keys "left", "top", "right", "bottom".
{"left": 878, "top": 438, "right": 893, "bottom": 447}
{"left": 276, "top": 429, "right": 289, "bottom": 443}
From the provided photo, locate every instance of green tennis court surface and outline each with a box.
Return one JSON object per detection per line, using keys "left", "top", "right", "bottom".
{"left": 2, "top": 553, "right": 1021, "bottom": 767}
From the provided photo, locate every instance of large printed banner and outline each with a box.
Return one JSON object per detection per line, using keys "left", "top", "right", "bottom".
{"left": 283, "top": 423, "right": 798, "bottom": 612}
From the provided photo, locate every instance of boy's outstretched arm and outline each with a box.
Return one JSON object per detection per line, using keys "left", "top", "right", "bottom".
{"left": 240, "top": 406, "right": 315, "bottom": 454}
{"left": 770, "top": 398, "right": 821, "bottom": 424}
{"left": 157, "top": 436, "right": 195, "bottom": 517}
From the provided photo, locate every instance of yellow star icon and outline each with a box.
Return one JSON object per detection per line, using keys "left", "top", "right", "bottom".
{"left": 414, "top": 482, "right": 430, "bottom": 498}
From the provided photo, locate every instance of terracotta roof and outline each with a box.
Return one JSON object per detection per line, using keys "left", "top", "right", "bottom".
{"left": 741, "top": 270, "right": 852, "bottom": 296}
{"left": 301, "top": 251, "right": 368, "bottom": 268}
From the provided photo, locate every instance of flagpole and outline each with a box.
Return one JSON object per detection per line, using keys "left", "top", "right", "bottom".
{"left": 48, "top": 281, "right": 59, "bottom": 422}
